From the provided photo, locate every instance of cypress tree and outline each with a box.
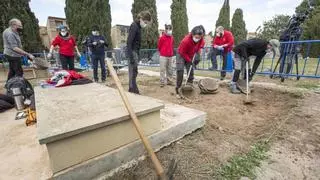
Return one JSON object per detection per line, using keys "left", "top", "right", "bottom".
{"left": 65, "top": 0, "right": 112, "bottom": 49}
{"left": 171, "top": 0, "right": 189, "bottom": 47}
{"left": 231, "top": 8, "right": 247, "bottom": 45}
{"left": 131, "top": 0, "right": 159, "bottom": 49}
{"left": 0, "top": 0, "right": 43, "bottom": 52}
{"left": 215, "top": 0, "right": 230, "bottom": 30}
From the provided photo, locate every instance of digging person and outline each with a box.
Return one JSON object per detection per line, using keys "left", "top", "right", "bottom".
{"left": 175, "top": 25, "right": 205, "bottom": 98}
{"left": 127, "top": 10, "right": 152, "bottom": 94}
{"left": 230, "top": 38, "right": 280, "bottom": 94}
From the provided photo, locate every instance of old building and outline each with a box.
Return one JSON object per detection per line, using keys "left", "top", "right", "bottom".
{"left": 111, "top": 24, "right": 130, "bottom": 48}
{"left": 247, "top": 32, "right": 257, "bottom": 40}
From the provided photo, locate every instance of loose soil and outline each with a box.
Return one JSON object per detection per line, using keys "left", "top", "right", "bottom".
{"left": 99, "top": 72, "right": 319, "bottom": 180}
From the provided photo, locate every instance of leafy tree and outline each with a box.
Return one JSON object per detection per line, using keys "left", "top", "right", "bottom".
{"left": 215, "top": 0, "right": 230, "bottom": 30}
{"left": 171, "top": 0, "right": 189, "bottom": 47}
{"left": 0, "top": 0, "right": 43, "bottom": 52}
{"left": 231, "top": 8, "right": 247, "bottom": 45}
{"left": 257, "top": 15, "right": 290, "bottom": 40}
{"left": 65, "top": 0, "right": 112, "bottom": 49}
{"left": 131, "top": 0, "right": 159, "bottom": 49}
{"left": 296, "top": 0, "right": 320, "bottom": 57}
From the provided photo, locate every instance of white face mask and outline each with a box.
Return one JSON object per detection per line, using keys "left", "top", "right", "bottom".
{"left": 166, "top": 30, "right": 172, "bottom": 35}
{"left": 60, "top": 32, "right": 67, "bottom": 36}
{"left": 193, "top": 37, "right": 200, "bottom": 43}
{"left": 140, "top": 19, "right": 147, "bottom": 28}
{"left": 92, "top": 31, "right": 98, "bottom": 36}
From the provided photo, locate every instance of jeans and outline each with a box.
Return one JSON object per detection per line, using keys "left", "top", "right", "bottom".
{"left": 5, "top": 55, "right": 23, "bottom": 81}
{"left": 211, "top": 48, "right": 228, "bottom": 77}
{"left": 128, "top": 52, "right": 139, "bottom": 94}
{"left": 91, "top": 54, "right": 106, "bottom": 81}
{"left": 159, "top": 56, "right": 173, "bottom": 84}
{"left": 176, "top": 53, "right": 194, "bottom": 94}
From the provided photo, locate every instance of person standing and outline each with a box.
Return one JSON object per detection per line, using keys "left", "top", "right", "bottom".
{"left": 127, "top": 11, "right": 151, "bottom": 94}
{"left": 230, "top": 38, "right": 280, "bottom": 94}
{"left": 47, "top": 25, "right": 81, "bottom": 70}
{"left": 176, "top": 25, "right": 205, "bottom": 98}
{"left": 158, "top": 24, "right": 174, "bottom": 87}
{"left": 211, "top": 26, "right": 234, "bottom": 80}
{"left": 87, "top": 25, "right": 108, "bottom": 82}
{"left": 2, "top": 18, "right": 35, "bottom": 81}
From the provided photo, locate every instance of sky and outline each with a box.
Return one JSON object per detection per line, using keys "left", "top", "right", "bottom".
{"left": 29, "top": 0, "right": 302, "bottom": 33}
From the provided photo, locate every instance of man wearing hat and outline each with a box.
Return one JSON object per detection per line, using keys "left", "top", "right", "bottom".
{"left": 230, "top": 38, "right": 280, "bottom": 94}
{"left": 87, "top": 25, "right": 108, "bottom": 82}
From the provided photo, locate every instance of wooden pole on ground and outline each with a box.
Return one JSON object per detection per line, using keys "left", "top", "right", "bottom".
{"left": 106, "top": 59, "right": 166, "bottom": 179}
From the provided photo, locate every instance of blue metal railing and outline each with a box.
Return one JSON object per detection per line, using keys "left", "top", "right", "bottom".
{"left": 1, "top": 40, "right": 319, "bottom": 79}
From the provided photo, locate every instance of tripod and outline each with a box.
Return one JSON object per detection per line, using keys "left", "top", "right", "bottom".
{"left": 270, "top": 27, "right": 302, "bottom": 82}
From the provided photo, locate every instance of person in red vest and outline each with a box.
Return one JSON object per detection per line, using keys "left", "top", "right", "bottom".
{"left": 212, "top": 26, "right": 234, "bottom": 80}
{"left": 176, "top": 25, "right": 205, "bottom": 98}
{"left": 158, "top": 24, "right": 174, "bottom": 87}
{"left": 47, "top": 25, "right": 81, "bottom": 70}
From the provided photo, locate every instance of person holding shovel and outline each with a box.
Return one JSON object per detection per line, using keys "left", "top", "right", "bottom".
{"left": 230, "top": 38, "right": 280, "bottom": 94}
{"left": 126, "top": 11, "right": 152, "bottom": 94}
{"left": 175, "top": 25, "right": 205, "bottom": 99}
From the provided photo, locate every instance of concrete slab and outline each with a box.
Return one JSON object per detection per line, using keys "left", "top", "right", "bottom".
{"left": 36, "top": 83, "right": 164, "bottom": 144}
{"left": 52, "top": 103, "right": 206, "bottom": 180}
{"left": 35, "top": 83, "right": 164, "bottom": 173}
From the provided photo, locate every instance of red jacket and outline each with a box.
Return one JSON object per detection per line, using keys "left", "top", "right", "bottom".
{"left": 178, "top": 33, "right": 204, "bottom": 62}
{"left": 52, "top": 35, "right": 76, "bottom": 56}
{"left": 158, "top": 34, "right": 174, "bottom": 57}
{"left": 212, "top": 30, "right": 234, "bottom": 52}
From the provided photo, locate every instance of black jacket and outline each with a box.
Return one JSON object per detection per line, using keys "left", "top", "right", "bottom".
{"left": 233, "top": 38, "right": 268, "bottom": 60}
{"left": 127, "top": 21, "right": 141, "bottom": 59}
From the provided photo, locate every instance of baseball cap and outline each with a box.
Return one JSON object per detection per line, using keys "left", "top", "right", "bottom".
{"left": 269, "top": 39, "right": 280, "bottom": 56}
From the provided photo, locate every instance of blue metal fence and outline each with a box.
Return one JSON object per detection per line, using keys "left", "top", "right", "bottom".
{"left": 1, "top": 40, "right": 319, "bottom": 79}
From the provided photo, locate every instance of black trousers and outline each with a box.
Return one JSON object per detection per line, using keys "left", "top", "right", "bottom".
{"left": 176, "top": 54, "right": 194, "bottom": 94}
{"left": 60, "top": 54, "right": 75, "bottom": 70}
{"left": 5, "top": 55, "right": 23, "bottom": 81}
{"left": 128, "top": 51, "right": 139, "bottom": 94}
{"left": 91, "top": 54, "right": 106, "bottom": 81}
{"left": 212, "top": 48, "right": 228, "bottom": 77}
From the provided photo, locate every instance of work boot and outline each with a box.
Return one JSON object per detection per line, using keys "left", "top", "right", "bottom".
{"left": 230, "top": 83, "right": 241, "bottom": 94}
{"left": 176, "top": 88, "right": 185, "bottom": 99}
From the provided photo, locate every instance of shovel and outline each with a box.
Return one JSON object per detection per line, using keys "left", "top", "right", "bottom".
{"left": 243, "top": 60, "right": 253, "bottom": 105}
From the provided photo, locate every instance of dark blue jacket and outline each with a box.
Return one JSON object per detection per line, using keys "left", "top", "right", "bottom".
{"left": 87, "top": 35, "right": 108, "bottom": 55}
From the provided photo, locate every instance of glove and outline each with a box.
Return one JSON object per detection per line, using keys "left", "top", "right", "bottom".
{"left": 99, "top": 40, "right": 105, "bottom": 44}
{"left": 47, "top": 53, "right": 52, "bottom": 59}
{"left": 92, "top": 42, "right": 98, "bottom": 46}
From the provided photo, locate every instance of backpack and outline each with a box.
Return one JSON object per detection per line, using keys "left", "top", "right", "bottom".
{"left": 5, "top": 77, "right": 34, "bottom": 99}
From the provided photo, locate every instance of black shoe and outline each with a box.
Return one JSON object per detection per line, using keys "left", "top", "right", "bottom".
{"left": 94, "top": 79, "right": 99, "bottom": 83}
{"left": 220, "top": 77, "right": 225, "bottom": 81}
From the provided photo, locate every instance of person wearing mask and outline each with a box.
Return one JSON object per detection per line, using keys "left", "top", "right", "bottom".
{"left": 127, "top": 11, "right": 152, "bottom": 94}
{"left": 87, "top": 25, "right": 108, "bottom": 82}
{"left": 2, "top": 18, "right": 35, "bottom": 81}
{"left": 211, "top": 26, "right": 234, "bottom": 80}
{"left": 158, "top": 24, "right": 174, "bottom": 87}
{"left": 230, "top": 38, "right": 280, "bottom": 94}
{"left": 47, "top": 25, "right": 81, "bottom": 70}
{"left": 176, "top": 25, "right": 205, "bottom": 98}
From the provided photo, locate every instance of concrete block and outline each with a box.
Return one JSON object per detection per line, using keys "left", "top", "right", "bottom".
{"left": 52, "top": 103, "right": 206, "bottom": 180}
{"left": 36, "top": 83, "right": 164, "bottom": 173}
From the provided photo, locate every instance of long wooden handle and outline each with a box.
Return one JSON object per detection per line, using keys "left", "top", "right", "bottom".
{"left": 106, "top": 59, "right": 166, "bottom": 179}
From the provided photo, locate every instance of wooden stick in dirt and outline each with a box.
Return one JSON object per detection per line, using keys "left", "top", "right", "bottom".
{"left": 106, "top": 59, "right": 166, "bottom": 179}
